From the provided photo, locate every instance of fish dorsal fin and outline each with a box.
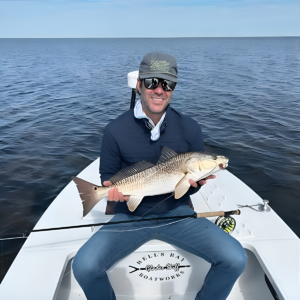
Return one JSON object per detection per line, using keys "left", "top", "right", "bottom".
{"left": 108, "top": 161, "right": 155, "bottom": 184}
{"left": 157, "top": 146, "right": 178, "bottom": 164}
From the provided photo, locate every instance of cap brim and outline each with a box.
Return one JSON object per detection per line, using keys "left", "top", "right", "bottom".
{"left": 139, "top": 72, "right": 178, "bottom": 83}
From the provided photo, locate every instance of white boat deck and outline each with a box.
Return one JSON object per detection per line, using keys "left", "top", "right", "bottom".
{"left": 0, "top": 158, "right": 299, "bottom": 300}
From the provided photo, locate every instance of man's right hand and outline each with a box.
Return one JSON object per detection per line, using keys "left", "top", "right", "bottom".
{"left": 103, "top": 181, "right": 130, "bottom": 202}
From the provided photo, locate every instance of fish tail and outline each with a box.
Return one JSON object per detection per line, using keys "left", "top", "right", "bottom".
{"left": 72, "top": 176, "right": 109, "bottom": 217}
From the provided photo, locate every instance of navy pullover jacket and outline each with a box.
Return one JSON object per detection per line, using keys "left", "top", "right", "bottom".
{"left": 100, "top": 104, "right": 204, "bottom": 216}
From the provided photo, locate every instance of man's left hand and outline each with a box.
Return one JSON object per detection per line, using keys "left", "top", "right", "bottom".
{"left": 189, "top": 175, "right": 216, "bottom": 188}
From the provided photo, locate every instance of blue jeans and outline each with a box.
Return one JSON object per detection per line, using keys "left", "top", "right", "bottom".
{"left": 72, "top": 205, "right": 247, "bottom": 300}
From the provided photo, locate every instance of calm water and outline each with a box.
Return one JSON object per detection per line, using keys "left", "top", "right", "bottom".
{"left": 0, "top": 38, "right": 300, "bottom": 282}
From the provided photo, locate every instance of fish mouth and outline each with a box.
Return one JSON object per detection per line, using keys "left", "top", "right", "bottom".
{"left": 221, "top": 162, "right": 228, "bottom": 169}
{"left": 216, "top": 156, "right": 229, "bottom": 169}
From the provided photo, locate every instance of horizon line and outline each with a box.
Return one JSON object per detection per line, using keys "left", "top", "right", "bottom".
{"left": 1, "top": 36, "right": 300, "bottom": 39}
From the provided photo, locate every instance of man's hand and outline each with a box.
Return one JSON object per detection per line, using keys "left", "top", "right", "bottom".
{"left": 103, "top": 181, "right": 130, "bottom": 202}
{"left": 189, "top": 175, "right": 216, "bottom": 187}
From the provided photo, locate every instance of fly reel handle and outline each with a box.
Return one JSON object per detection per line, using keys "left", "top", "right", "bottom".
{"left": 196, "top": 209, "right": 240, "bottom": 218}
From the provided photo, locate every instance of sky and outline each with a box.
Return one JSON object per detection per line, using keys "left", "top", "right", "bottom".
{"left": 0, "top": 0, "right": 299, "bottom": 38}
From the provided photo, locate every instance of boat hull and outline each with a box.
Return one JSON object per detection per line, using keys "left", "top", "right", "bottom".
{"left": 0, "top": 158, "right": 299, "bottom": 300}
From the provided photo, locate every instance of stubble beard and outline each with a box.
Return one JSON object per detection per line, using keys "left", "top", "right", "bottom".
{"left": 141, "top": 96, "right": 169, "bottom": 115}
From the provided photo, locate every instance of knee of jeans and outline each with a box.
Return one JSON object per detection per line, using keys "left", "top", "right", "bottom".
{"left": 219, "top": 246, "right": 247, "bottom": 275}
{"left": 233, "top": 248, "right": 247, "bottom": 275}
{"left": 72, "top": 253, "right": 106, "bottom": 283}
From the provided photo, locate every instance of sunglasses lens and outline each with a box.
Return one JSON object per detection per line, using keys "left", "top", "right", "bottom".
{"left": 162, "top": 80, "right": 176, "bottom": 91}
{"left": 143, "top": 78, "right": 176, "bottom": 91}
{"left": 144, "top": 78, "right": 159, "bottom": 89}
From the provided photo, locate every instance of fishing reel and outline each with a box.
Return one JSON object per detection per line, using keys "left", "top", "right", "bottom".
{"left": 215, "top": 216, "right": 236, "bottom": 234}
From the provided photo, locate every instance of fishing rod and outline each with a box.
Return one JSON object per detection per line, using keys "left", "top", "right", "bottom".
{"left": 0, "top": 209, "right": 240, "bottom": 241}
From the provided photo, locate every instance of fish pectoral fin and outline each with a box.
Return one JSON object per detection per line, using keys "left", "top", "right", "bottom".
{"left": 175, "top": 174, "right": 194, "bottom": 199}
{"left": 127, "top": 196, "right": 144, "bottom": 212}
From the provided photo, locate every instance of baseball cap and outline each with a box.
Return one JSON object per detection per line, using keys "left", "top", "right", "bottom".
{"left": 139, "top": 52, "right": 178, "bottom": 83}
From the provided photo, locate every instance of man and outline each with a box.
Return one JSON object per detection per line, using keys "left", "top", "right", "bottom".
{"left": 72, "top": 52, "right": 247, "bottom": 300}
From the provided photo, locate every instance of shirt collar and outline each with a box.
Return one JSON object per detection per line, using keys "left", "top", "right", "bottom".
{"left": 134, "top": 100, "right": 166, "bottom": 141}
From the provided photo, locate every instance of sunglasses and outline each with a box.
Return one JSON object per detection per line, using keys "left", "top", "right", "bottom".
{"left": 143, "top": 78, "right": 176, "bottom": 92}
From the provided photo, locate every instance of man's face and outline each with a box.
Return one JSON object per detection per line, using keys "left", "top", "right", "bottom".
{"left": 137, "top": 78, "right": 173, "bottom": 116}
